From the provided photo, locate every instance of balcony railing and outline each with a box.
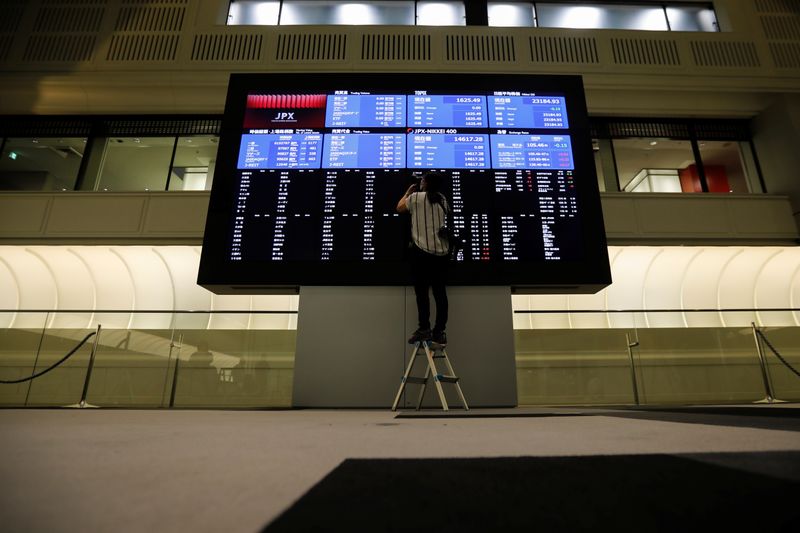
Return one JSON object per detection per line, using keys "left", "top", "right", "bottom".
{"left": 1, "top": 308, "right": 797, "bottom": 408}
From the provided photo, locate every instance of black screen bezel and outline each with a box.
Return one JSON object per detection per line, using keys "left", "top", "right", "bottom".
{"left": 198, "top": 73, "right": 610, "bottom": 294}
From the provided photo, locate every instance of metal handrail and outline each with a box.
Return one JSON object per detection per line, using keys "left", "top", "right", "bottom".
{"left": 513, "top": 308, "right": 800, "bottom": 313}
{"left": 0, "top": 308, "right": 796, "bottom": 314}
{"left": 0, "top": 309, "right": 297, "bottom": 314}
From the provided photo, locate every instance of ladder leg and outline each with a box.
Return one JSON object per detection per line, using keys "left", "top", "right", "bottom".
{"left": 415, "top": 364, "right": 431, "bottom": 411}
{"left": 453, "top": 382, "right": 469, "bottom": 411}
{"left": 391, "top": 343, "right": 421, "bottom": 411}
{"left": 425, "top": 342, "right": 449, "bottom": 411}
{"left": 441, "top": 349, "right": 469, "bottom": 411}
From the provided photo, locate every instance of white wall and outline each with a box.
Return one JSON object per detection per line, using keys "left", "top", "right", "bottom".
{"left": 1, "top": 244, "right": 799, "bottom": 329}
{"left": 0, "top": 245, "right": 298, "bottom": 330}
{"left": 512, "top": 245, "right": 800, "bottom": 329}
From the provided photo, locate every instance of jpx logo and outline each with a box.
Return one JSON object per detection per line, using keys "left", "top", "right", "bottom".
{"left": 274, "top": 112, "right": 295, "bottom": 120}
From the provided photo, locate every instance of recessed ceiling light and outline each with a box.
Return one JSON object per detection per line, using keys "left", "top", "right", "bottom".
{"left": 649, "top": 141, "right": 658, "bottom": 146}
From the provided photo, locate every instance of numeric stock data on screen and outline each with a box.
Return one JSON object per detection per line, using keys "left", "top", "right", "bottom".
{"left": 229, "top": 89, "right": 582, "bottom": 264}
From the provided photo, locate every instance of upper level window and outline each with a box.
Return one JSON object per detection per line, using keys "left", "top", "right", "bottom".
{"left": 611, "top": 138, "right": 756, "bottom": 194}
{"left": 169, "top": 136, "right": 219, "bottom": 191}
{"left": 280, "top": 1, "right": 415, "bottom": 26}
{"left": 0, "top": 117, "right": 757, "bottom": 195}
{"left": 488, "top": 2, "right": 535, "bottom": 27}
{"left": 228, "top": 0, "right": 280, "bottom": 25}
{"left": 614, "top": 138, "right": 696, "bottom": 192}
{"left": 0, "top": 137, "right": 86, "bottom": 192}
{"left": 227, "top": 1, "right": 464, "bottom": 26}
{"left": 228, "top": 1, "right": 716, "bottom": 30}
{"left": 488, "top": 2, "right": 718, "bottom": 31}
{"left": 595, "top": 118, "right": 761, "bottom": 194}
{"left": 538, "top": 3, "right": 668, "bottom": 31}
{"left": 666, "top": 5, "right": 718, "bottom": 32}
{"left": 417, "top": 2, "right": 466, "bottom": 25}
{"left": 96, "top": 137, "right": 176, "bottom": 192}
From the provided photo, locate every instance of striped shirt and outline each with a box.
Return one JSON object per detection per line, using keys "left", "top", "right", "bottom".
{"left": 407, "top": 192, "right": 449, "bottom": 256}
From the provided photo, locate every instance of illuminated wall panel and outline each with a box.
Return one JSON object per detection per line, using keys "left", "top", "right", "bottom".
{"left": 1, "top": 245, "right": 798, "bottom": 330}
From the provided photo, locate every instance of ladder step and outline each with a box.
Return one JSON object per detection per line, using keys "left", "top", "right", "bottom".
{"left": 395, "top": 344, "right": 468, "bottom": 411}
{"left": 415, "top": 351, "right": 445, "bottom": 358}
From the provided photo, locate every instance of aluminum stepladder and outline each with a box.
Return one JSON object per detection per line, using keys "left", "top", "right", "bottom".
{"left": 391, "top": 340, "right": 469, "bottom": 412}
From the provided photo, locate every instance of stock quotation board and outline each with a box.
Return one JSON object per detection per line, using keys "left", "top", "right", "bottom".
{"left": 199, "top": 74, "right": 610, "bottom": 293}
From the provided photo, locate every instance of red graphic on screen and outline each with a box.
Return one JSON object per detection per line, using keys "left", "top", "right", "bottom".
{"left": 243, "top": 93, "right": 327, "bottom": 129}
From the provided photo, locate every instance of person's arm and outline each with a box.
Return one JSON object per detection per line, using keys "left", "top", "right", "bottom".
{"left": 396, "top": 184, "right": 417, "bottom": 213}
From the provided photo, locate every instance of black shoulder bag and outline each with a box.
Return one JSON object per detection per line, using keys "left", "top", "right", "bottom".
{"left": 436, "top": 197, "right": 463, "bottom": 259}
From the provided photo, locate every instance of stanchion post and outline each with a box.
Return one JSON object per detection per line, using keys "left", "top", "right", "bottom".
{"left": 25, "top": 311, "right": 49, "bottom": 407}
{"left": 625, "top": 333, "right": 640, "bottom": 406}
{"left": 751, "top": 322, "right": 775, "bottom": 404}
{"left": 169, "top": 334, "right": 183, "bottom": 408}
{"left": 161, "top": 330, "right": 177, "bottom": 407}
{"left": 78, "top": 324, "right": 101, "bottom": 408}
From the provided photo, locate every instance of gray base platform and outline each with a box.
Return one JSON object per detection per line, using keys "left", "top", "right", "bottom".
{"left": 292, "top": 286, "right": 517, "bottom": 408}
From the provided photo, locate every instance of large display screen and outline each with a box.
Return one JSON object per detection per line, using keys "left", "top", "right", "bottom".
{"left": 199, "top": 73, "right": 610, "bottom": 293}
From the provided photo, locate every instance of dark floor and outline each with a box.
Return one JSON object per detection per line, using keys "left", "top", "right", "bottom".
{"left": 1, "top": 406, "right": 798, "bottom": 533}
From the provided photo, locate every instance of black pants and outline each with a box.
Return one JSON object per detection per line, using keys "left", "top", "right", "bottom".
{"left": 410, "top": 245, "right": 449, "bottom": 332}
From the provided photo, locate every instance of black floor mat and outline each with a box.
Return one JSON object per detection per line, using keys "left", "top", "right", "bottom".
{"left": 395, "top": 411, "right": 585, "bottom": 419}
{"left": 610, "top": 406, "right": 800, "bottom": 432}
{"left": 395, "top": 406, "right": 800, "bottom": 430}
{"left": 262, "top": 453, "right": 800, "bottom": 532}
{"left": 632, "top": 406, "right": 800, "bottom": 418}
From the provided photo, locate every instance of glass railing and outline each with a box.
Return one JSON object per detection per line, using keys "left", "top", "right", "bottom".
{"left": 0, "top": 310, "right": 297, "bottom": 408}
{"left": 1, "top": 308, "right": 798, "bottom": 408}
{"left": 513, "top": 309, "right": 800, "bottom": 406}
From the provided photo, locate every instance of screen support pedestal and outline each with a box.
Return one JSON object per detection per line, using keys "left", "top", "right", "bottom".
{"left": 292, "top": 286, "right": 517, "bottom": 408}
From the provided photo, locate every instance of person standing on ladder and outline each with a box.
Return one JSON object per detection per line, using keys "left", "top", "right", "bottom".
{"left": 396, "top": 172, "right": 450, "bottom": 346}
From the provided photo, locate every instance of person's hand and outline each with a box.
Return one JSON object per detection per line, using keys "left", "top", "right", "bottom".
{"left": 405, "top": 183, "right": 417, "bottom": 196}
